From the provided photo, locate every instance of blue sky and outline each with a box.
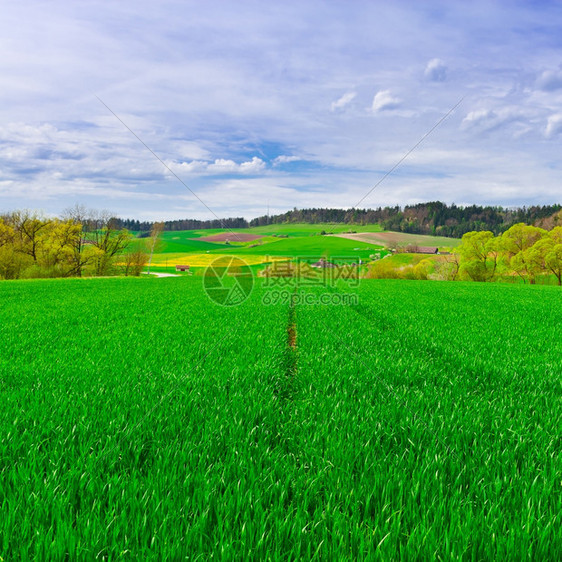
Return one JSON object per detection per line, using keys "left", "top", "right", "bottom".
{"left": 1, "top": 0, "right": 562, "bottom": 220}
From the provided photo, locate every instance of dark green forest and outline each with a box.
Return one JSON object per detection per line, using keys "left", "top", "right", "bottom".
{"left": 114, "top": 202, "right": 562, "bottom": 238}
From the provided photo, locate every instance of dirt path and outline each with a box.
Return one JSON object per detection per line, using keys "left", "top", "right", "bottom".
{"left": 143, "top": 272, "right": 180, "bottom": 278}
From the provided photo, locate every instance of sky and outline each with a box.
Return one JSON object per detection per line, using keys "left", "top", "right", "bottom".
{"left": 1, "top": 0, "right": 562, "bottom": 221}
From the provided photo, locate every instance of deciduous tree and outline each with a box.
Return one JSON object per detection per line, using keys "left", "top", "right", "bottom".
{"left": 458, "top": 231, "right": 499, "bottom": 281}
{"left": 526, "top": 226, "right": 562, "bottom": 285}
{"left": 10, "top": 211, "right": 50, "bottom": 263}
{"left": 122, "top": 249, "right": 149, "bottom": 276}
{"left": 500, "top": 223, "right": 546, "bottom": 283}
{"left": 146, "top": 222, "right": 164, "bottom": 275}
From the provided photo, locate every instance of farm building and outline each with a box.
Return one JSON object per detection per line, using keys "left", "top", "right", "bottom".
{"left": 175, "top": 265, "right": 190, "bottom": 272}
{"left": 311, "top": 259, "right": 337, "bottom": 268}
{"left": 415, "top": 246, "right": 439, "bottom": 254}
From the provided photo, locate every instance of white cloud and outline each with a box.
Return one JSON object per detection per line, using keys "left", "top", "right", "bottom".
{"left": 537, "top": 69, "right": 562, "bottom": 91}
{"left": 461, "top": 106, "right": 532, "bottom": 136}
{"left": 173, "top": 157, "right": 266, "bottom": 175}
{"left": 545, "top": 114, "right": 562, "bottom": 137}
{"left": 273, "top": 155, "right": 301, "bottom": 165}
{"left": 462, "top": 109, "right": 495, "bottom": 126}
{"left": 0, "top": 120, "right": 165, "bottom": 184}
{"left": 207, "top": 159, "right": 239, "bottom": 173}
{"left": 371, "top": 90, "right": 401, "bottom": 112}
{"left": 239, "top": 157, "right": 266, "bottom": 173}
{"left": 172, "top": 160, "right": 208, "bottom": 173}
{"left": 330, "top": 91, "right": 356, "bottom": 112}
{"left": 174, "top": 141, "right": 211, "bottom": 161}
{"left": 424, "top": 58, "right": 447, "bottom": 82}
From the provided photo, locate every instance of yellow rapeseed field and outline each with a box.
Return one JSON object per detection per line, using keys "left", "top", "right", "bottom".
{"left": 149, "top": 253, "right": 289, "bottom": 267}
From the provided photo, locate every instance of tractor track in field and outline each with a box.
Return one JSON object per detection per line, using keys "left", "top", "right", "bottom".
{"left": 275, "top": 295, "right": 299, "bottom": 401}
{"left": 285, "top": 298, "right": 298, "bottom": 377}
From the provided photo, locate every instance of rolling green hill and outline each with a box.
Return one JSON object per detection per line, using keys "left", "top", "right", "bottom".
{"left": 139, "top": 224, "right": 460, "bottom": 272}
{"left": 247, "top": 223, "right": 384, "bottom": 237}
{"left": 230, "top": 234, "right": 383, "bottom": 259}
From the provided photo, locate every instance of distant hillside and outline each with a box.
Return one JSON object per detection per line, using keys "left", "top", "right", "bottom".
{"left": 249, "top": 203, "right": 562, "bottom": 238}
{"left": 114, "top": 202, "right": 562, "bottom": 239}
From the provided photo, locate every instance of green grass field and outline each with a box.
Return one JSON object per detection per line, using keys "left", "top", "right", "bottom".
{"left": 0, "top": 276, "right": 560, "bottom": 559}
{"left": 296, "top": 281, "right": 561, "bottom": 558}
{"left": 144, "top": 225, "right": 387, "bottom": 271}
{"left": 154, "top": 223, "right": 383, "bottom": 244}
{"left": 232, "top": 235, "right": 382, "bottom": 259}
{"left": 142, "top": 231, "right": 231, "bottom": 253}
{"left": 135, "top": 224, "right": 459, "bottom": 274}
{"left": 247, "top": 223, "right": 384, "bottom": 237}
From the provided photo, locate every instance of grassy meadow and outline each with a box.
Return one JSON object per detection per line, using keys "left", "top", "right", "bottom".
{"left": 0, "top": 275, "right": 560, "bottom": 559}
{"left": 234, "top": 235, "right": 381, "bottom": 259}
{"left": 139, "top": 223, "right": 390, "bottom": 273}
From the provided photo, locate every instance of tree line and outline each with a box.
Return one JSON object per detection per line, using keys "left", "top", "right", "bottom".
{"left": 113, "top": 202, "right": 562, "bottom": 238}
{"left": 249, "top": 203, "right": 562, "bottom": 238}
{"left": 114, "top": 216, "right": 248, "bottom": 232}
{"left": 0, "top": 206, "right": 160, "bottom": 280}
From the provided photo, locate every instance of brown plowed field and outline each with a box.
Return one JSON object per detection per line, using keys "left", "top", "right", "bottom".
{"left": 335, "top": 232, "right": 460, "bottom": 247}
